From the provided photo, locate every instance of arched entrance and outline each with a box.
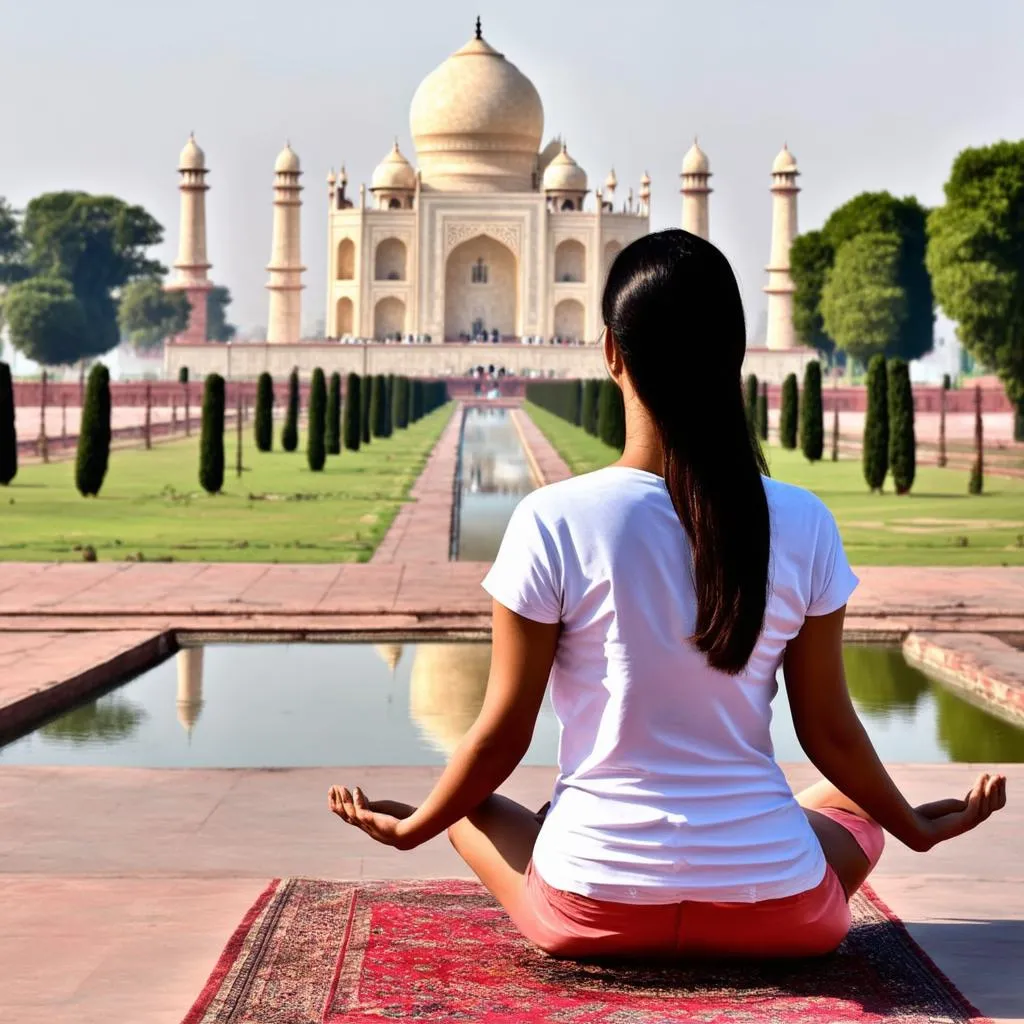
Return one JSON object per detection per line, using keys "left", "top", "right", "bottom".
{"left": 444, "top": 235, "right": 518, "bottom": 340}
{"left": 373, "top": 297, "right": 406, "bottom": 339}
{"left": 337, "top": 238, "right": 355, "bottom": 280}
{"left": 554, "top": 240, "right": 586, "bottom": 282}
{"left": 374, "top": 238, "right": 407, "bottom": 281}
{"left": 336, "top": 296, "right": 354, "bottom": 336}
{"left": 554, "top": 299, "right": 585, "bottom": 341}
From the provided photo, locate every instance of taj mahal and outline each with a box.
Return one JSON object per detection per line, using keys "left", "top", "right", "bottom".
{"left": 164, "top": 20, "right": 815, "bottom": 384}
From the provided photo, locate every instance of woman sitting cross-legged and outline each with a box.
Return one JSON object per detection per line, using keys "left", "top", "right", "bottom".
{"left": 329, "top": 229, "right": 1006, "bottom": 960}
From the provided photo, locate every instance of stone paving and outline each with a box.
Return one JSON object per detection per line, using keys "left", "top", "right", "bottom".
{"left": 1, "top": 404, "right": 1024, "bottom": 1022}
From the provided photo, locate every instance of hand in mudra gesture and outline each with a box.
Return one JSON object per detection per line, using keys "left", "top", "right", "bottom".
{"left": 328, "top": 786, "right": 418, "bottom": 850}
{"left": 913, "top": 772, "right": 1006, "bottom": 851}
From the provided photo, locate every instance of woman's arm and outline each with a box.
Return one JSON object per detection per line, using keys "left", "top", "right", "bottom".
{"left": 783, "top": 607, "right": 1005, "bottom": 851}
{"left": 392, "top": 602, "right": 560, "bottom": 849}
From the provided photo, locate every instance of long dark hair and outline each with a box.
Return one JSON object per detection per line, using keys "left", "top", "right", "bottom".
{"left": 602, "top": 229, "right": 770, "bottom": 674}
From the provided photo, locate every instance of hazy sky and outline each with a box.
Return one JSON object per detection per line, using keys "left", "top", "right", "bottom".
{"left": 3, "top": 0, "right": 1021, "bottom": 342}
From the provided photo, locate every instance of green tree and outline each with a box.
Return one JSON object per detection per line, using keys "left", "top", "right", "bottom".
{"left": 927, "top": 141, "right": 1024, "bottom": 440}
{"left": 779, "top": 373, "right": 799, "bottom": 449}
{"left": 799, "top": 361, "right": 823, "bottom": 462}
{"left": 887, "top": 358, "right": 916, "bottom": 494}
{"left": 118, "top": 278, "right": 190, "bottom": 351}
{"left": 199, "top": 373, "right": 225, "bottom": 495}
{"left": 821, "top": 232, "right": 907, "bottom": 362}
{"left": 344, "top": 373, "right": 361, "bottom": 451}
{"left": 40, "top": 695, "right": 145, "bottom": 745}
{"left": 22, "top": 192, "right": 164, "bottom": 359}
{"left": 581, "top": 379, "right": 600, "bottom": 436}
{"left": 863, "top": 354, "right": 889, "bottom": 492}
{"left": 3, "top": 276, "right": 88, "bottom": 365}
{"left": 0, "top": 361, "right": 17, "bottom": 485}
{"left": 205, "top": 285, "right": 236, "bottom": 341}
{"left": 370, "top": 374, "right": 388, "bottom": 437}
{"left": 326, "top": 371, "right": 342, "bottom": 453}
{"left": 597, "top": 379, "right": 625, "bottom": 451}
{"left": 790, "top": 230, "right": 835, "bottom": 357}
{"left": 254, "top": 372, "right": 274, "bottom": 452}
{"left": 178, "top": 366, "right": 189, "bottom": 384}
{"left": 307, "top": 368, "right": 327, "bottom": 472}
{"left": 75, "top": 363, "right": 111, "bottom": 496}
{"left": 360, "top": 374, "right": 372, "bottom": 442}
{"left": 744, "top": 373, "right": 759, "bottom": 430}
{"left": 756, "top": 382, "right": 768, "bottom": 442}
{"left": 281, "top": 368, "right": 299, "bottom": 452}
{"left": 393, "top": 376, "right": 409, "bottom": 431}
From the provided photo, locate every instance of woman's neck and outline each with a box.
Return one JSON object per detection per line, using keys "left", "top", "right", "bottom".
{"left": 615, "top": 390, "right": 664, "bottom": 477}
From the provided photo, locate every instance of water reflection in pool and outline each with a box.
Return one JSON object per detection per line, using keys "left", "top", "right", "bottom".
{"left": 2, "top": 643, "right": 1021, "bottom": 767}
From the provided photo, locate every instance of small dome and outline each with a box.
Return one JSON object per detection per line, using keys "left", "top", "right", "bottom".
{"left": 371, "top": 141, "right": 417, "bottom": 192}
{"left": 682, "top": 138, "right": 709, "bottom": 175}
{"left": 604, "top": 168, "right": 617, "bottom": 192}
{"left": 542, "top": 143, "right": 587, "bottom": 193}
{"left": 772, "top": 143, "right": 798, "bottom": 173}
{"left": 179, "top": 134, "right": 205, "bottom": 171}
{"left": 327, "top": 169, "right": 336, "bottom": 185}
{"left": 338, "top": 164, "right": 348, "bottom": 187}
{"left": 275, "top": 143, "right": 301, "bottom": 173}
{"left": 640, "top": 170, "right": 651, "bottom": 186}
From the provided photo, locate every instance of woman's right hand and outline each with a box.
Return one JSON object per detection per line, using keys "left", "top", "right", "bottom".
{"left": 911, "top": 772, "right": 1007, "bottom": 851}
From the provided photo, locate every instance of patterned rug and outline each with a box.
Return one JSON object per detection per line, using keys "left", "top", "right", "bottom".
{"left": 182, "top": 878, "right": 990, "bottom": 1024}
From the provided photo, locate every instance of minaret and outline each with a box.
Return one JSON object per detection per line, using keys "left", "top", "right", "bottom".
{"left": 764, "top": 143, "right": 800, "bottom": 350}
{"left": 169, "top": 134, "right": 212, "bottom": 344}
{"left": 266, "top": 143, "right": 305, "bottom": 345}
{"left": 680, "top": 138, "right": 711, "bottom": 240}
{"left": 175, "top": 648, "right": 205, "bottom": 739}
{"left": 639, "top": 172, "right": 651, "bottom": 217}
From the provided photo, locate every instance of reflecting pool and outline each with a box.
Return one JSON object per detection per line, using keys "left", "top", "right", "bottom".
{"left": 2, "top": 643, "right": 1021, "bottom": 767}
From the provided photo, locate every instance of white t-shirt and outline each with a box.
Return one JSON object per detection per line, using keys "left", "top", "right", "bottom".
{"left": 481, "top": 466, "right": 859, "bottom": 905}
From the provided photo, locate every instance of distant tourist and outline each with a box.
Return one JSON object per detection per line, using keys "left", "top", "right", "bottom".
{"left": 329, "top": 229, "right": 1006, "bottom": 961}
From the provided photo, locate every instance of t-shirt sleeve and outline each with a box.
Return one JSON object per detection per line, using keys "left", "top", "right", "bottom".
{"left": 481, "top": 497, "right": 563, "bottom": 624}
{"left": 806, "top": 505, "right": 859, "bottom": 617}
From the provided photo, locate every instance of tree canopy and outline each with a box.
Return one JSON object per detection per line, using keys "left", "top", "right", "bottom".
{"left": 206, "top": 285, "right": 236, "bottom": 342}
{"left": 926, "top": 140, "right": 1024, "bottom": 413}
{"left": 20, "top": 192, "right": 164, "bottom": 359}
{"left": 118, "top": 278, "right": 190, "bottom": 351}
{"left": 3, "top": 276, "right": 89, "bottom": 365}
{"left": 821, "top": 232, "right": 907, "bottom": 363}
{"left": 0, "top": 198, "right": 26, "bottom": 287}
{"left": 791, "top": 191, "right": 933, "bottom": 361}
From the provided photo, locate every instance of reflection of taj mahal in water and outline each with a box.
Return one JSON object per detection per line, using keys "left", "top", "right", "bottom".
{"left": 168, "top": 18, "right": 812, "bottom": 382}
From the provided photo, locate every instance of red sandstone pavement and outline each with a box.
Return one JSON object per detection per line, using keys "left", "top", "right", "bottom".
{"left": 0, "top": 764, "right": 1020, "bottom": 1023}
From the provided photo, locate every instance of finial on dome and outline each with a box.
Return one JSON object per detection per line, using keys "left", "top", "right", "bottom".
{"left": 475, "top": 15, "right": 482, "bottom": 39}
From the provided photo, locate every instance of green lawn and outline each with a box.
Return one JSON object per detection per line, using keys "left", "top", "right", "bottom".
{"left": 526, "top": 403, "right": 1024, "bottom": 566}
{"left": 0, "top": 407, "right": 452, "bottom": 562}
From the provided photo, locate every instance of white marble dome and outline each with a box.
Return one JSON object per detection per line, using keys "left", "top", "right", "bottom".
{"left": 542, "top": 143, "right": 587, "bottom": 193}
{"left": 682, "top": 139, "right": 709, "bottom": 175}
{"left": 275, "top": 143, "right": 300, "bottom": 174}
{"left": 772, "top": 143, "right": 798, "bottom": 174}
{"left": 410, "top": 25, "right": 544, "bottom": 192}
{"left": 371, "top": 141, "right": 417, "bottom": 192}
{"left": 179, "top": 134, "right": 205, "bottom": 171}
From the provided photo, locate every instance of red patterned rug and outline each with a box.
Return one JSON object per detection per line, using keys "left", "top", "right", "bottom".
{"left": 182, "top": 878, "right": 990, "bottom": 1024}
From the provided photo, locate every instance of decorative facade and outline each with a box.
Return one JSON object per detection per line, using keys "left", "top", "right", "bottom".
{"left": 324, "top": 21, "right": 650, "bottom": 345}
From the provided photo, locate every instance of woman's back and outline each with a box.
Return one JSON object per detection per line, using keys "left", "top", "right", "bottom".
{"left": 483, "top": 466, "right": 857, "bottom": 903}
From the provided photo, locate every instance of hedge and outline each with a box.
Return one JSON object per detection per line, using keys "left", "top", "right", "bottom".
{"left": 779, "top": 373, "right": 798, "bottom": 450}
{"left": 254, "top": 372, "right": 274, "bottom": 452}
{"left": 326, "top": 371, "right": 342, "bottom": 455}
{"left": 863, "top": 354, "right": 889, "bottom": 492}
{"left": 799, "top": 361, "right": 823, "bottom": 462}
{"left": 199, "top": 373, "right": 225, "bottom": 495}
{"left": 0, "top": 361, "right": 16, "bottom": 485}
{"left": 307, "top": 368, "right": 327, "bottom": 471}
{"left": 343, "top": 373, "right": 361, "bottom": 451}
{"left": 281, "top": 368, "right": 299, "bottom": 452}
{"left": 75, "top": 363, "right": 111, "bottom": 497}
{"left": 887, "top": 358, "right": 915, "bottom": 495}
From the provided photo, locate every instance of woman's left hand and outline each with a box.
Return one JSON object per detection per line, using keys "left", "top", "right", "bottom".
{"left": 328, "top": 786, "right": 419, "bottom": 850}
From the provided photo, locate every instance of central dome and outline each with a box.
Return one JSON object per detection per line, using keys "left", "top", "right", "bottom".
{"left": 410, "top": 25, "right": 544, "bottom": 193}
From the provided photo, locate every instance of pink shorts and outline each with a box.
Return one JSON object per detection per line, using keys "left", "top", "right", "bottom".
{"left": 512, "top": 809, "right": 885, "bottom": 960}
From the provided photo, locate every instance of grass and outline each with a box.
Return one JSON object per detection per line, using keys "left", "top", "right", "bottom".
{"left": 526, "top": 403, "right": 1024, "bottom": 566}
{"left": 0, "top": 406, "right": 452, "bottom": 563}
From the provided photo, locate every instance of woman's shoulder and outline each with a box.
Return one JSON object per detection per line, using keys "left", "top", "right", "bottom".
{"left": 762, "top": 477, "right": 839, "bottom": 539}
{"left": 522, "top": 467, "right": 665, "bottom": 520}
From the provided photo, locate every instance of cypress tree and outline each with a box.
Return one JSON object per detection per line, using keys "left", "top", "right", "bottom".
{"left": 411, "top": 379, "right": 424, "bottom": 422}
{"left": 756, "top": 382, "right": 768, "bottom": 442}
{"left": 968, "top": 384, "right": 983, "bottom": 495}
{"left": 178, "top": 366, "right": 189, "bottom": 384}
{"left": 343, "top": 373, "right": 361, "bottom": 451}
{"left": 326, "top": 371, "right": 342, "bottom": 454}
{"left": 744, "top": 374, "right": 759, "bottom": 431}
{"left": 384, "top": 374, "right": 395, "bottom": 438}
{"left": 938, "top": 374, "right": 949, "bottom": 468}
{"left": 281, "top": 368, "right": 299, "bottom": 452}
{"left": 407, "top": 375, "right": 417, "bottom": 424}
{"left": 75, "top": 363, "right": 111, "bottom": 497}
{"left": 597, "top": 379, "right": 626, "bottom": 452}
{"left": 307, "top": 368, "right": 327, "bottom": 472}
{"left": 799, "top": 361, "right": 824, "bottom": 462}
{"left": 863, "top": 354, "right": 889, "bottom": 492}
{"left": 581, "top": 379, "right": 600, "bottom": 436}
{"left": 360, "top": 374, "right": 372, "bottom": 443}
{"left": 830, "top": 395, "right": 840, "bottom": 462}
{"left": 779, "top": 373, "right": 799, "bottom": 449}
{"left": 199, "top": 373, "right": 225, "bottom": 495}
{"left": 0, "top": 362, "right": 17, "bottom": 486}
{"left": 370, "top": 374, "right": 388, "bottom": 437}
{"left": 393, "top": 376, "right": 410, "bottom": 430}
{"left": 254, "top": 372, "right": 274, "bottom": 452}
{"left": 887, "top": 358, "right": 916, "bottom": 495}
